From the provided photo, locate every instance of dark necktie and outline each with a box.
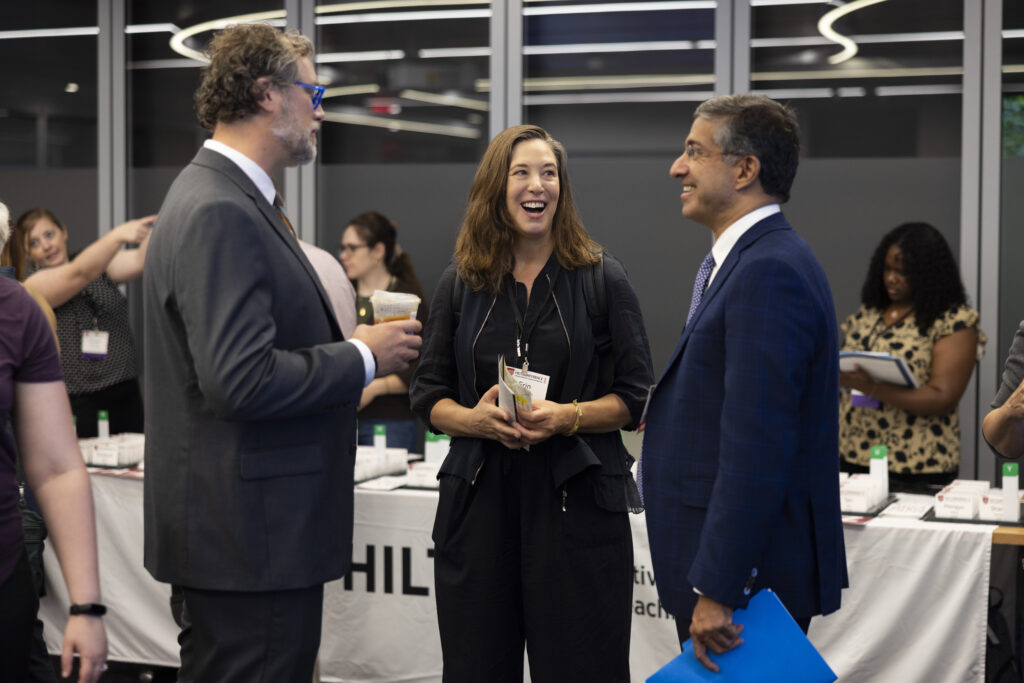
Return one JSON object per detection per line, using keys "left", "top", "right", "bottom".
{"left": 637, "top": 249, "right": 717, "bottom": 505}
{"left": 686, "top": 250, "right": 716, "bottom": 327}
{"left": 274, "top": 194, "right": 298, "bottom": 241}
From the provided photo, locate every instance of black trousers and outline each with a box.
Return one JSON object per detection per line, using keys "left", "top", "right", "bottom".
{"left": 70, "top": 378, "right": 144, "bottom": 438}
{"left": 0, "top": 550, "right": 38, "bottom": 682}
{"left": 432, "top": 449, "right": 633, "bottom": 683}
{"left": 176, "top": 584, "right": 324, "bottom": 683}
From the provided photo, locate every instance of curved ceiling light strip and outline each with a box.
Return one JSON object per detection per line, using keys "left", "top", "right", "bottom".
{"left": 817, "top": 0, "right": 887, "bottom": 65}
{"left": 325, "top": 84, "right": 382, "bottom": 97}
{"left": 399, "top": 89, "right": 489, "bottom": 111}
{"left": 323, "top": 110, "right": 480, "bottom": 138}
{"left": 169, "top": 10, "right": 285, "bottom": 62}
{"left": 317, "top": 0, "right": 488, "bottom": 12}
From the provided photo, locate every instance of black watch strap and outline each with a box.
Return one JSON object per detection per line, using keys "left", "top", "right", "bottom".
{"left": 69, "top": 603, "right": 107, "bottom": 617}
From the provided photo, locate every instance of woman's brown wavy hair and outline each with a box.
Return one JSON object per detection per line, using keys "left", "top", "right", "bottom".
{"left": 454, "top": 124, "right": 601, "bottom": 294}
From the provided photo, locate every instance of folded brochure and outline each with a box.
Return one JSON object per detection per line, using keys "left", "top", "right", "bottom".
{"left": 498, "top": 355, "right": 532, "bottom": 422}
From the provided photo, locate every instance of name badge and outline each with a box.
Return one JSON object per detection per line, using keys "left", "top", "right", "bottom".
{"left": 508, "top": 367, "right": 550, "bottom": 402}
{"left": 82, "top": 330, "right": 110, "bottom": 360}
{"left": 850, "top": 389, "right": 879, "bottom": 409}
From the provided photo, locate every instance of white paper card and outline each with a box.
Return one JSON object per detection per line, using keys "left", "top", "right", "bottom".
{"left": 507, "top": 367, "right": 550, "bottom": 402}
{"left": 81, "top": 330, "right": 110, "bottom": 359}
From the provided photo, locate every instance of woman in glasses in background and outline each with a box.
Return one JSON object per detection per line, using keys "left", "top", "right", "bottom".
{"left": 339, "top": 211, "right": 425, "bottom": 453}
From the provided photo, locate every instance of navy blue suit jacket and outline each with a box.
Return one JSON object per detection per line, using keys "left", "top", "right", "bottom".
{"left": 642, "top": 211, "right": 847, "bottom": 621}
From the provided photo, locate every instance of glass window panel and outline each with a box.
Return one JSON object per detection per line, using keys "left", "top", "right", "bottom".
{"left": 752, "top": 0, "right": 962, "bottom": 158}
{"left": 751, "top": 0, "right": 964, "bottom": 327}
{"left": 126, "top": 1, "right": 284, "bottom": 217}
{"left": 522, "top": 0, "right": 714, "bottom": 159}
{"left": 0, "top": 4, "right": 98, "bottom": 245}
{"left": 315, "top": 1, "right": 492, "bottom": 308}
{"left": 999, "top": 3, "right": 1024, "bottom": 370}
{"left": 315, "top": 1, "right": 491, "bottom": 164}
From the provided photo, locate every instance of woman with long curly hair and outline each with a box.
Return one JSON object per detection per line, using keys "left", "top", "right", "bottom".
{"left": 410, "top": 124, "right": 652, "bottom": 682}
{"left": 839, "top": 222, "right": 985, "bottom": 492}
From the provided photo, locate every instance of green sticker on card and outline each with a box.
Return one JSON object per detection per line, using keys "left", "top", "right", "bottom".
{"left": 1004, "top": 462, "right": 1019, "bottom": 477}
{"left": 870, "top": 444, "right": 888, "bottom": 460}
{"left": 374, "top": 424, "right": 387, "bottom": 436}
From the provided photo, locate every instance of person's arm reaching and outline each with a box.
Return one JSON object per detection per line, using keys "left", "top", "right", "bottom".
{"left": 983, "top": 378, "right": 1024, "bottom": 459}
{"left": 16, "top": 380, "right": 107, "bottom": 682}
{"left": 25, "top": 215, "right": 155, "bottom": 307}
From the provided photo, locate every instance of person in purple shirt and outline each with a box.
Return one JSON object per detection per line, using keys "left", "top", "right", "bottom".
{"left": 0, "top": 202, "right": 107, "bottom": 682}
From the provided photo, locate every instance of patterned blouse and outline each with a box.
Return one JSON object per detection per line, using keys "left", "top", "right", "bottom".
{"left": 53, "top": 273, "right": 139, "bottom": 395}
{"left": 839, "top": 304, "right": 985, "bottom": 474}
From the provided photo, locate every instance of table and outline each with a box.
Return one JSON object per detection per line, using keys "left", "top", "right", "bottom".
{"left": 39, "top": 472, "right": 1005, "bottom": 682}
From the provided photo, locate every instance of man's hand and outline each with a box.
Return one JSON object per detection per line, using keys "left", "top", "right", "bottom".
{"left": 352, "top": 320, "right": 422, "bottom": 377}
{"left": 690, "top": 594, "right": 744, "bottom": 673}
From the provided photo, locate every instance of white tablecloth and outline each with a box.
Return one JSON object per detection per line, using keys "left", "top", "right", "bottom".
{"left": 39, "top": 473, "right": 997, "bottom": 682}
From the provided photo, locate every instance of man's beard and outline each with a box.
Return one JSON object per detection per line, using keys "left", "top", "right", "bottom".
{"left": 272, "top": 100, "right": 317, "bottom": 166}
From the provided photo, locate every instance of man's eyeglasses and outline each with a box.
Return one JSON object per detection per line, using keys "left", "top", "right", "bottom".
{"left": 339, "top": 243, "right": 369, "bottom": 255}
{"left": 295, "top": 81, "right": 325, "bottom": 109}
{"left": 682, "top": 142, "right": 739, "bottom": 163}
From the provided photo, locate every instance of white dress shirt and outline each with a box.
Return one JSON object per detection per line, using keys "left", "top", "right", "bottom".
{"left": 707, "top": 204, "right": 781, "bottom": 288}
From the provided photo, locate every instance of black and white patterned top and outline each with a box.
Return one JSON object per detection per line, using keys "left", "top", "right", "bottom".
{"left": 53, "top": 272, "right": 138, "bottom": 395}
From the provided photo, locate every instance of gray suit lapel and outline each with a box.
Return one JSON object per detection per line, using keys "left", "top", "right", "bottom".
{"left": 191, "top": 148, "right": 342, "bottom": 340}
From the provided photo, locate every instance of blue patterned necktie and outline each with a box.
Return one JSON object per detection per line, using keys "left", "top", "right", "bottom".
{"left": 637, "top": 249, "right": 717, "bottom": 506}
{"left": 686, "top": 250, "right": 716, "bottom": 326}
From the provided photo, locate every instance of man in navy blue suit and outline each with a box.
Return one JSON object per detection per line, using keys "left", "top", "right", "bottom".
{"left": 641, "top": 94, "right": 847, "bottom": 672}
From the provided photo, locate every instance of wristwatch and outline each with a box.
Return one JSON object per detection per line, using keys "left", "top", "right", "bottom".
{"left": 69, "top": 603, "right": 107, "bottom": 617}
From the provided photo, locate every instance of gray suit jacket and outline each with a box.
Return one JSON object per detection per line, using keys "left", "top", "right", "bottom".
{"left": 143, "top": 147, "right": 365, "bottom": 591}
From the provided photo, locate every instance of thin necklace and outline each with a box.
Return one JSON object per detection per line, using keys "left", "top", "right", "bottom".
{"left": 883, "top": 305, "right": 912, "bottom": 327}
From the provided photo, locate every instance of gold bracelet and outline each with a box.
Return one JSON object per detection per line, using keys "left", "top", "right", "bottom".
{"left": 566, "top": 399, "right": 582, "bottom": 436}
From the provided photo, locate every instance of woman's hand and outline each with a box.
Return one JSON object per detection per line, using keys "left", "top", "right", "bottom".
{"left": 112, "top": 215, "right": 156, "bottom": 245}
{"left": 839, "top": 365, "right": 875, "bottom": 394}
{"left": 62, "top": 615, "right": 107, "bottom": 683}
{"left": 516, "top": 398, "right": 574, "bottom": 445}
{"left": 470, "top": 385, "right": 524, "bottom": 450}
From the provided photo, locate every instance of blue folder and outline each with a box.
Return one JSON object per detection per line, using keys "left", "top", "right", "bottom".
{"left": 647, "top": 590, "right": 837, "bottom": 683}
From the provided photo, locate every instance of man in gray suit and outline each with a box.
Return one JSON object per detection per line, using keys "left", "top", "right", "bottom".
{"left": 143, "top": 24, "right": 421, "bottom": 683}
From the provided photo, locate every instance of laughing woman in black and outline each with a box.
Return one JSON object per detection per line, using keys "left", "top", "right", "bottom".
{"left": 410, "top": 125, "right": 653, "bottom": 683}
